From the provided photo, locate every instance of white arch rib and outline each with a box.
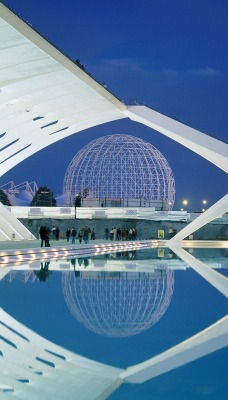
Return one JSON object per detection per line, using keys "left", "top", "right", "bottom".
{"left": 168, "top": 245, "right": 228, "bottom": 297}
{"left": 0, "top": 3, "right": 126, "bottom": 177}
{"left": 0, "top": 308, "right": 123, "bottom": 400}
{"left": 1, "top": 3, "right": 227, "bottom": 178}
{"left": 168, "top": 193, "right": 228, "bottom": 243}
{"left": 120, "top": 315, "right": 228, "bottom": 384}
{"left": 124, "top": 105, "right": 228, "bottom": 173}
{"left": 1, "top": 307, "right": 227, "bottom": 398}
{"left": 166, "top": 194, "right": 228, "bottom": 297}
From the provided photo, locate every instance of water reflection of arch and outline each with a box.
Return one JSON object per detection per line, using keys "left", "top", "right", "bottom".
{"left": 62, "top": 270, "right": 174, "bottom": 337}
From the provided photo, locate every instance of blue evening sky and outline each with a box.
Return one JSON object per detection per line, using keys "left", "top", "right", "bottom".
{"left": 1, "top": 0, "right": 228, "bottom": 209}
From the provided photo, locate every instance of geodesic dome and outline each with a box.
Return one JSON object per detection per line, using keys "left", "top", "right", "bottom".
{"left": 62, "top": 270, "right": 174, "bottom": 337}
{"left": 63, "top": 134, "right": 175, "bottom": 208}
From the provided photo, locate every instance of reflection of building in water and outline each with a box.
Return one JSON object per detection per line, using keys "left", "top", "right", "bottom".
{"left": 62, "top": 270, "right": 174, "bottom": 337}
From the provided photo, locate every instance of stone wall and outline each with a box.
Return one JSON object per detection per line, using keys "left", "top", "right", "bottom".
{"left": 20, "top": 218, "right": 228, "bottom": 241}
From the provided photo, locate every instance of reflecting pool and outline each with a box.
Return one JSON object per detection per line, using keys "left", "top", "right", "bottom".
{"left": 0, "top": 247, "right": 227, "bottom": 399}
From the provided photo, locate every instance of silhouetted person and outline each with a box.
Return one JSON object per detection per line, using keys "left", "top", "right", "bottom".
{"left": 66, "top": 228, "right": 71, "bottom": 242}
{"left": 52, "top": 226, "right": 56, "bottom": 240}
{"left": 34, "top": 262, "right": 51, "bottom": 282}
{"left": 84, "top": 257, "right": 89, "bottom": 267}
{"left": 39, "top": 226, "right": 47, "bottom": 247}
{"left": 45, "top": 229, "right": 51, "bottom": 247}
{"left": 71, "top": 258, "right": 76, "bottom": 267}
{"left": 83, "top": 226, "right": 89, "bottom": 244}
{"left": 78, "top": 228, "right": 83, "bottom": 244}
{"left": 91, "top": 228, "right": 95, "bottom": 240}
{"left": 105, "top": 227, "right": 109, "bottom": 240}
{"left": 71, "top": 228, "right": 77, "bottom": 244}
{"left": 56, "top": 226, "right": 60, "bottom": 241}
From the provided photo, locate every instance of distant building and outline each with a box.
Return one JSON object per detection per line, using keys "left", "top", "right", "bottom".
{"left": 30, "top": 186, "right": 56, "bottom": 207}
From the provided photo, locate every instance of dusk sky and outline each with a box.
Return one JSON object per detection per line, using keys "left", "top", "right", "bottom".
{"left": 1, "top": 0, "right": 228, "bottom": 210}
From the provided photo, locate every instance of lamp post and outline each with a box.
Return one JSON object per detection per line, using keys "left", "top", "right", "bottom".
{"left": 202, "top": 199, "right": 207, "bottom": 213}
{"left": 74, "top": 194, "right": 81, "bottom": 219}
{"left": 181, "top": 199, "right": 188, "bottom": 211}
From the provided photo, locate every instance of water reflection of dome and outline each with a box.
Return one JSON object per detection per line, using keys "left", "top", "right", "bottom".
{"left": 62, "top": 270, "right": 174, "bottom": 337}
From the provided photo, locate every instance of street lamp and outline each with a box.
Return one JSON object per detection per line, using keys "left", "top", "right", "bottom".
{"left": 201, "top": 200, "right": 207, "bottom": 212}
{"left": 74, "top": 194, "right": 81, "bottom": 219}
{"left": 181, "top": 199, "right": 188, "bottom": 211}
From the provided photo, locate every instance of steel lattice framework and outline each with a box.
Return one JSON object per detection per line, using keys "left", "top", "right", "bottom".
{"left": 63, "top": 134, "right": 175, "bottom": 208}
{"left": 62, "top": 270, "right": 174, "bottom": 337}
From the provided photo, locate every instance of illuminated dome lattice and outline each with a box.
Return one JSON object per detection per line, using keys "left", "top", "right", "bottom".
{"left": 63, "top": 134, "right": 175, "bottom": 208}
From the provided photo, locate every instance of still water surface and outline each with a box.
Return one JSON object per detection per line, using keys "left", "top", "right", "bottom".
{"left": 0, "top": 248, "right": 227, "bottom": 399}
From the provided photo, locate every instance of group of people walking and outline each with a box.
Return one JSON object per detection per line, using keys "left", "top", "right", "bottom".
{"left": 65, "top": 226, "right": 95, "bottom": 244}
{"left": 39, "top": 225, "right": 136, "bottom": 247}
{"left": 106, "top": 227, "right": 136, "bottom": 241}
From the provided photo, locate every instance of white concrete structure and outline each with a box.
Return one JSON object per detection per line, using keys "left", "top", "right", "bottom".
{"left": 0, "top": 202, "right": 35, "bottom": 241}
{"left": 0, "top": 307, "right": 227, "bottom": 399}
{"left": 0, "top": 308, "right": 123, "bottom": 399}
{"left": 169, "top": 193, "right": 228, "bottom": 243}
{"left": 0, "top": 3, "right": 227, "bottom": 175}
{"left": 0, "top": 3, "right": 125, "bottom": 178}
{"left": 120, "top": 315, "right": 228, "bottom": 384}
{"left": 0, "top": 4, "right": 227, "bottom": 398}
{"left": 167, "top": 193, "right": 228, "bottom": 297}
{"left": 125, "top": 106, "right": 228, "bottom": 173}
{"left": 9, "top": 205, "right": 191, "bottom": 221}
{"left": 0, "top": 3, "right": 227, "bottom": 241}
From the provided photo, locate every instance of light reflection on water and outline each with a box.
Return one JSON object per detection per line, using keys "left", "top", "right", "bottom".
{"left": 0, "top": 247, "right": 227, "bottom": 399}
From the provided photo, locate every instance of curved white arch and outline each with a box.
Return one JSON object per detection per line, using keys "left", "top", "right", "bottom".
{"left": 0, "top": 2, "right": 227, "bottom": 246}
{"left": 0, "top": 307, "right": 227, "bottom": 398}
{"left": 0, "top": 3, "right": 227, "bottom": 398}
{"left": 125, "top": 106, "right": 228, "bottom": 173}
{"left": 0, "top": 3, "right": 126, "bottom": 177}
{"left": 1, "top": 3, "right": 227, "bottom": 177}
